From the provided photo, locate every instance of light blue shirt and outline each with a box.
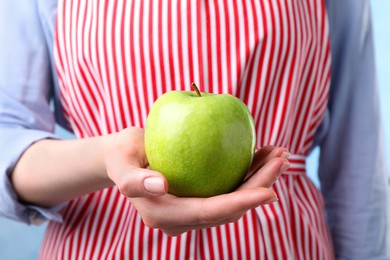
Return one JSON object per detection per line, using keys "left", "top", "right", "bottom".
{"left": 0, "top": 0, "right": 389, "bottom": 258}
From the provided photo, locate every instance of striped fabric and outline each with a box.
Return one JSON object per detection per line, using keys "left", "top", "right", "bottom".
{"left": 40, "top": 0, "right": 334, "bottom": 259}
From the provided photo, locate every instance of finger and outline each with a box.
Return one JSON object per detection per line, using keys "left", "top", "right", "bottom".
{"left": 240, "top": 157, "right": 290, "bottom": 190}
{"left": 245, "top": 146, "right": 289, "bottom": 181}
{"left": 249, "top": 145, "right": 276, "bottom": 172}
{"left": 117, "top": 168, "right": 168, "bottom": 197}
{"left": 131, "top": 187, "right": 277, "bottom": 236}
{"left": 196, "top": 188, "right": 277, "bottom": 225}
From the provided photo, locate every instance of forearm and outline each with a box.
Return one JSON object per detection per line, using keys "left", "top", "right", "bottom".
{"left": 10, "top": 135, "right": 115, "bottom": 207}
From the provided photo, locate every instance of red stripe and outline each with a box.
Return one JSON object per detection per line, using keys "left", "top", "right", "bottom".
{"left": 222, "top": 2, "right": 232, "bottom": 91}
{"left": 259, "top": 1, "right": 278, "bottom": 146}
{"left": 93, "top": 0, "right": 113, "bottom": 135}
{"left": 96, "top": 191, "right": 121, "bottom": 259}
{"left": 184, "top": 231, "right": 192, "bottom": 259}
{"left": 127, "top": 209, "right": 139, "bottom": 260}
{"left": 103, "top": 196, "right": 128, "bottom": 259}
{"left": 242, "top": 213, "right": 252, "bottom": 258}
{"left": 120, "top": 0, "right": 136, "bottom": 127}
{"left": 243, "top": 0, "right": 261, "bottom": 109}
{"left": 109, "top": 0, "right": 126, "bottom": 131}
{"left": 148, "top": 1, "right": 158, "bottom": 103}
{"left": 129, "top": 0, "right": 144, "bottom": 128}
{"left": 204, "top": 1, "right": 213, "bottom": 92}
{"left": 176, "top": 0, "right": 185, "bottom": 90}
{"left": 269, "top": 0, "right": 288, "bottom": 145}
{"left": 196, "top": 1, "right": 205, "bottom": 90}
{"left": 186, "top": 1, "right": 195, "bottom": 83}
{"left": 156, "top": 230, "right": 163, "bottom": 260}
{"left": 157, "top": 1, "right": 167, "bottom": 95}
{"left": 274, "top": 0, "right": 297, "bottom": 147}
{"left": 207, "top": 228, "right": 215, "bottom": 259}
{"left": 240, "top": 0, "right": 253, "bottom": 105}
{"left": 76, "top": 0, "right": 102, "bottom": 134}
{"left": 138, "top": 0, "right": 152, "bottom": 116}
{"left": 63, "top": 0, "right": 96, "bottom": 137}
{"left": 167, "top": 0, "right": 176, "bottom": 91}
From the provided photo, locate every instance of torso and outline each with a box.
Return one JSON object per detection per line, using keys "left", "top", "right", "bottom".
{"left": 40, "top": 1, "right": 334, "bottom": 259}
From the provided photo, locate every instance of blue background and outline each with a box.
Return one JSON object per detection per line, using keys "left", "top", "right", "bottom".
{"left": 1, "top": 1, "right": 389, "bottom": 259}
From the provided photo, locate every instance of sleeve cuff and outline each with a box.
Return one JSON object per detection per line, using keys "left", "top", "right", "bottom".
{"left": 0, "top": 128, "right": 65, "bottom": 224}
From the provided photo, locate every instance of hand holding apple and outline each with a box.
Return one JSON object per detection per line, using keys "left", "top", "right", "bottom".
{"left": 106, "top": 127, "right": 288, "bottom": 236}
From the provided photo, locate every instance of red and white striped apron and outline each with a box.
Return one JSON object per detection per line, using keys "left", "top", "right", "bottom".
{"left": 40, "top": 0, "right": 334, "bottom": 259}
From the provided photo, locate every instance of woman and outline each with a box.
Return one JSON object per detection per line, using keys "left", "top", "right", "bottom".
{"left": 0, "top": 0, "right": 388, "bottom": 259}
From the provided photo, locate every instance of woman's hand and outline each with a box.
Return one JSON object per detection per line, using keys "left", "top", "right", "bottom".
{"left": 106, "top": 127, "right": 290, "bottom": 236}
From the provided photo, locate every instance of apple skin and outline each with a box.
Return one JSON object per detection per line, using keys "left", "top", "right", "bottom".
{"left": 145, "top": 90, "right": 256, "bottom": 197}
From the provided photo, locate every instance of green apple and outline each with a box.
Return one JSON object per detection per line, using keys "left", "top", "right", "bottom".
{"left": 145, "top": 83, "right": 256, "bottom": 197}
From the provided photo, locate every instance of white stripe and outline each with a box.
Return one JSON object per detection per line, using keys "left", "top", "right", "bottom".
{"left": 178, "top": 232, "right": 187, "bottom": 260}
{"left": 294, "top": 182, "right": 313, "bottom": 260}
{"left": 227, "top": 222, "right": 238, "bottom": 259}
{"left": 161, "top": 1, "right": 172, "bottom": 93}
{"left": 117, "top": 206, "right": 135, "bottom": 260}
{"left": 83, "top": 191, "right": 108, "bottom": 259}
{"left": 270, "top": 0, "right": 296, "bottom": 146}
{"left": 279, "top": 1, "right": 306, "bottom": 148}
{"left": 246, "top": 210, "right": 257, "bottom": 259}
{"left": 208, "top": 0, "right": 218, "bottom": 92}
{"left": 219, "top": 225, "right": 229, "bottom": 259}
{"left": 189, "top": 231, "right": 197, "bottom": 259}
{"left": 123, "top": 0, "right": 141, "bottom": 127}
{"left": 142, "top": 226, "right": 150, "bottom": 260}
{"left": 265, "top": 204, "right": 285, "bottom": 259}
{"left": 132, "top": 214, "right": 142, "bottom": 260}
{"left": 169, "top": 236, "right": 178, "bottom": 260}
{"left": 105, "top": 0, "right": 122, "bottom": 132}
{"left": 264, "top": 0, "right": 285, "bottom": 146}
{"left": 256, "top": 207, "right": 274, "bottom": 259}
{"left": 97, "top": 191, "right": 123, "bottom": 259}
{"left": 273, "top": 192, "right": 293, "bottom": 259}
{"left": 74, "top": 0, "right": 102, "bottom": 136}
{"left": 132, "top": 0, "right": 148, "bottom": 127}
{"left": 226, "top": 1, "right": 237, "bottom": 92}
{"left": 170, "top": 0, "right": 181, "bottom": 91}
{"left": 201, "top": 229, "right": 211, "bottom": 259}
{"left": 191, "top": 0, "right": 201, "bottom": 88}
{"left": 151, "top": 0, "right": 163, "bottom": 99}
{"left": 142, "top": 0, "right": 156, "bottom": 112}
{"left": 180, "top": 0, "right": 190, "bottom": 89}
{"left": 104, "top": 198, "right": 128, "bottom": 259}
{"left": 253, "top": 0, "right": 273, "bottom": 145}
{"left": 96, "top": 0, "right": 117, "bottom": 134}
{"left": 62, "top": 0, "right": 92, "bottom": 136}
{"left": 217, "top": 0, "right": 228, "bottom": 93}
{"left": 160, "top": 232, "right": 168, "bottom": 260}
{"left": 115, "top": 0, "right": 132, "bottom": 127}
{"left": 276, "top": 179, "right": 296, "bottom": 259}
{"left": 210, "top": 228, "right": 220, "bottom": 259}
{"left": 245, "top": 0, "right": 263, "bottom": 113}
{"left": 234, "top": 0, "right": 246, "bottom": 98}
{"left": 237, "top": 216, "right": 248, "bottom": 259}
{"left": 290, "top": 0, "right": 318, "bottom": 151}
{"left": 151, "top": 229, "right": 160, "bottom": 260}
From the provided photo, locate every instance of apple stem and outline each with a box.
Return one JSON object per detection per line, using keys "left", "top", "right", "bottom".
{"left": 191, "top": 83, "right": 202, "bottom": 97}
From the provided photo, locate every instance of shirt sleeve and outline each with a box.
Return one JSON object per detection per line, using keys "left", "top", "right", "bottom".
{"left": 318, "top": 1, "right": 390, "bottom": 258}
{"left": 0, "top": 0, "right": 64, "bottom": 224}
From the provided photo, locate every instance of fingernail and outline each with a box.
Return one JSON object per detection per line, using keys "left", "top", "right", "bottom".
{"left": 277, "top": 162, "right": 290, "bottom": 177}
{"left": 281, "top": 151, "right": 290, "bottom": 159}
{"left": 265, "top": 196, "right": 279, "bottom": 204}
{"left": 144, "top": 177, "right": 165, "bottom": 194}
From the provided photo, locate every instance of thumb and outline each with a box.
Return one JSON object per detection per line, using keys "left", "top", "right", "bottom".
{"left": 116, "top": 168, "right": 168, "bottom": 198}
